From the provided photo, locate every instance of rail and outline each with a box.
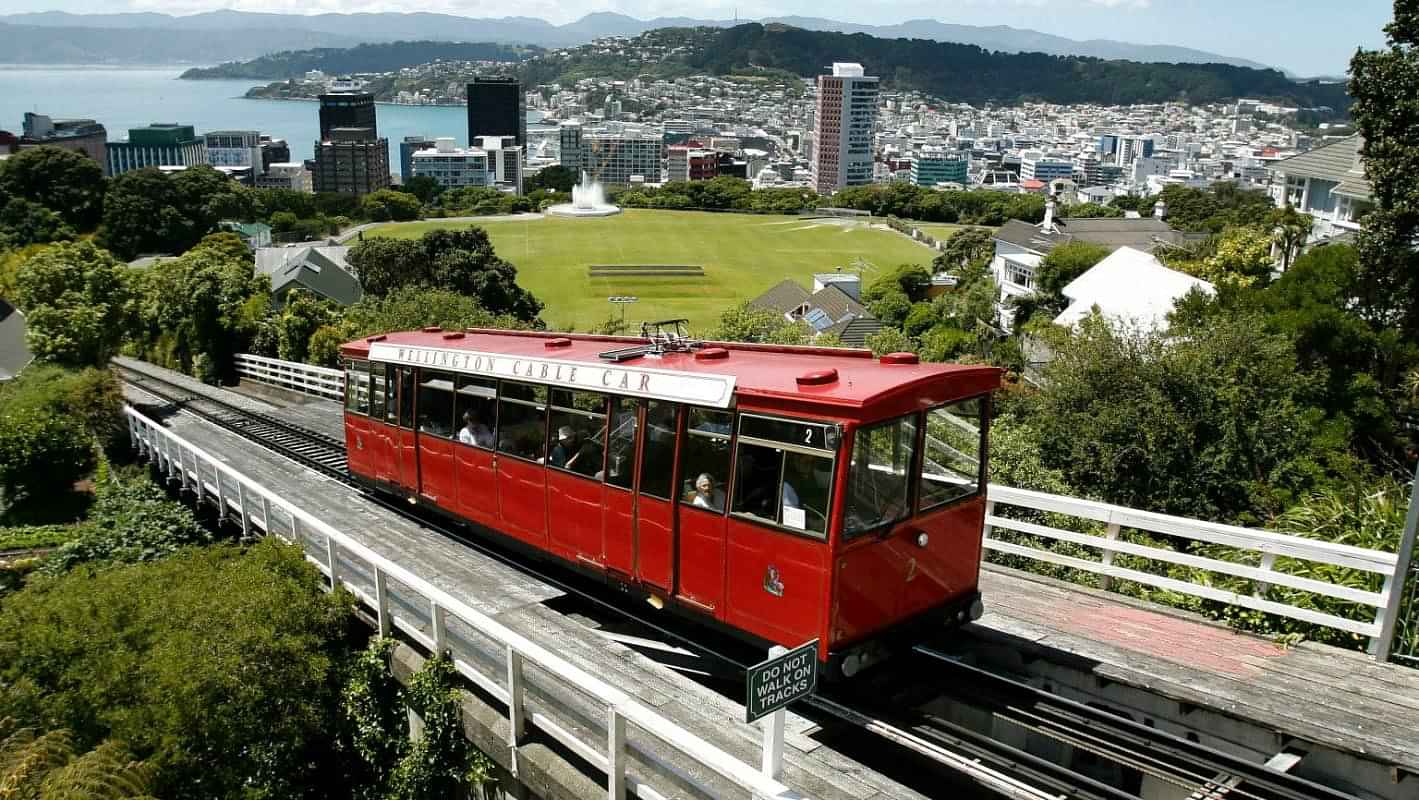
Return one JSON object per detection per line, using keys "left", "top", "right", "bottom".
{"left": 232, "top": 353, "right": 1412, "bottom": 661}
{"left": 235, "top": 354, "right": 344, "bottom": 402}
{"left": 124, "top": 406, "right": 804, "bottom": 800}
{"left": 984, "top": 483, "right": 1405, "bottom": 658}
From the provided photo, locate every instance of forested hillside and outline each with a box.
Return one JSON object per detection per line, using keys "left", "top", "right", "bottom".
{"left": 181, "top": 40, "right": 541, "bottom": 80}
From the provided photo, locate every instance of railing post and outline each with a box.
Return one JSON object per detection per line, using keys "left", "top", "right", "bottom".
{"left": 1371, "top": 463, "right": 1419, "bottom": 660}
{"left": 982, "top": 500, "right": 996, "bottom": 542}
{"left": 260, "top": 495, "right": 273, "bottom": 536}
{"left": 374, "top": 567, "right": 391, "bottom": 636}
{"left": 215, "top": 466, "right": 227, "bottom": 524}
{"left": 326, "top": 534, "right": 340, "bottom": 589}
{"left": 1253, "top": 552, "right": 1277, "bottom": 598}
{"left": 507, "top": 648, "right": 526, "bottom": 777}
{"left": 1099, "top": 522, "right": 1121, "bottom": 592}
{"left": 607, "top": 706, "right": 626, "bottom": 800}
{"left": 237, "top": 482, "right": 251, "bottom": 537}
{"left": 431, "top": 600, "right": 447, "bottom": 654}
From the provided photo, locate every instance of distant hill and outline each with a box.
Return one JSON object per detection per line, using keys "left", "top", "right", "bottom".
{"left": 181, "top": 41, "right": 542, "bottom": 80}
{"left": 0, "top": 21, "right": 358, "bottom": 64}
{"left": 0, "top": 10, "right": 1275, "bottom": 70}
{"left": 686, "top": 24, "right": 1347, "bottom": 110}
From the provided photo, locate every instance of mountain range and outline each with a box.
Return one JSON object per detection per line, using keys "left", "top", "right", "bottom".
{"left": 1, "top": 10, "right": 1275, "bottom": 71}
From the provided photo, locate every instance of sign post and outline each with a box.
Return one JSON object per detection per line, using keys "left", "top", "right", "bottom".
{"left": 745, "top": 640, "right": 819, "bottom": 783}
{"left": 607, "top": 295, "right": 638, "bottom": 331}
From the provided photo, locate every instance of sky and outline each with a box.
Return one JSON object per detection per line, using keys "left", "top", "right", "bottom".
{"left": 3, "top": 0, "right": 1395, "bottom": 76}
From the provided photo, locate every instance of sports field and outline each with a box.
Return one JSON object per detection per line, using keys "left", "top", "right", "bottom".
{"left": 367, "top": 210, "right": 937, "bottom": 331}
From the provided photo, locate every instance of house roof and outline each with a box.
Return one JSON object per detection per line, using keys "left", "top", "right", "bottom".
{"left": 994, "top": 217, "right": 1204, "bottom": 256}
{"left": 1054, "top": 246, "right": 1214, "bottom": 333}
{"left": 0, "top": 300, "right": 33, "bottom": 381}
{"left": 747, "top": 279, "right": 812, "bottom": 316}
{"left": 255, "top": 245, "right": 362, "bottom": 306}
{"left": 1269, "top": 135, "right": 1371, "bottom": 200}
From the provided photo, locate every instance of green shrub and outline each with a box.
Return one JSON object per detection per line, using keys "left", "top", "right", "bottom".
{"left": 43, "top": 467, "right": 208, "bottom": 574}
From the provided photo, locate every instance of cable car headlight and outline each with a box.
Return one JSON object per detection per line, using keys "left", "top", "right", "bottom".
{"left": 916, "top": 532, "right": 930, "bottom": 548}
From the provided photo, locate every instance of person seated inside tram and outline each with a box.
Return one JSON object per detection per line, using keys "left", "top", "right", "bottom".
{"left": 690, "top": 472, "right": 726, "bottom": 511}
{"left": 458, "top": 410, "right": 494, "bottom": 448}
{"left": 551, "top": 425, "right": 601, "bottom": 476}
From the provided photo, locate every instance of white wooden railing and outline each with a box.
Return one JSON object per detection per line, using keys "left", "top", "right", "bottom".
{"left": 235, "top": 354, "right": 344, "bottom": 402}
{"left": 984, "top": 484, "right": 1406, "bottom": 658}
{"left": 233, "top": 352, "right": 1412, "bottom": 661}
{"left": 125, "top": 406, "right": 804, "bottom": 800}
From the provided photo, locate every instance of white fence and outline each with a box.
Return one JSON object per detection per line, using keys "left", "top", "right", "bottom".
{"left": 985, "top": 484, "right": 1406, "bottom": 659}
{"left": 125, "top": 406, "right": 804, "bottom": 800}
{"left": 235, "top": 354, "right": 344, "bottom": 402}
{"left": 233, "top": 352, "right": 1411, "bottom": 661}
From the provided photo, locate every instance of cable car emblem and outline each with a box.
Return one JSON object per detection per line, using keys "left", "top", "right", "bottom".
{"left": 763, "top": 565, "right": 785, "bottom": 597}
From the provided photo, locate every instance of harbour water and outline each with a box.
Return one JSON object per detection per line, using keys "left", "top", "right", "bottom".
{"left": 0, "top": 66, "right": 547, "bottom": 175}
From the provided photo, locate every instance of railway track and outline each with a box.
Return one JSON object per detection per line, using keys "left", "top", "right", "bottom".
{"left": 117, "top": 365, "right": 1364, "bottom": 800}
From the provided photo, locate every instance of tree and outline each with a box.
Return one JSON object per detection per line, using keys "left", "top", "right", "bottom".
{"left": 12, "top": 241, "right": 130, "bottom": 367}
{"left": 1349, "top": 1, "right": 1419, "bottom": 338}
{"left": 98, "top": 168, "right": 186, "bottom": 259}
{"left": 862, "top": 262, "right": 932, "bottom": 304}
{"left": 1026, "top": 241, "right": 1110, "bottom": 317}
{"left": 0, "top": 540, "right": 360, "bottom": 800}
{"left": 864, "top": 327, "right": 916, "bottom": 357}
{"left": 0, "top": 371, "right": 97, "bottom": 506}
{"left": 1062, "top": 202, "right": 1123, "bottom": 219}
{"left": 1201, "top": 226, "right": 1275, "bottom": 287}
{"left": 0, "top": 146, "right": 107, "bottom": 230}
{"left": 397, "top": 175, "right": 445, "bottom": 205}
{"left": 276, "top": 290, "right": 341, "bottom": 364}
{"left": 1025, "top": 313, "right": 1357, "bottom": 523}
{"left": 0, "top": 197, "right": 75, "bottom": 247}
{"left": 1268, "top": 206, "right": 1313, "bottom": 272}
{"left": 361, "top": 189, "right": 423, "bottom": 222}
{"left": 868, "top": 290, "right": 913, "bottom": 328}
{"left": 525, "top": 165, "right": 578, "bottom": 193}
{"left": 934, "top": 227, "right": 993, "bottom": 271}
{"left": 0, "top": 725, "right": 155, "bottom": 800}
{"left": 345, "top": 227, "right": 542, "bottom": 321}
{"left": 170, "top": 165, "right": 252, "bottom": 232}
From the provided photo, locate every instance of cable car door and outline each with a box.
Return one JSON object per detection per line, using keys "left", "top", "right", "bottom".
{"left": 396, "top": 366, "right": 418, "bottom": 490}
{"left": 634, "top": 401, "right": 679, "bottom": 592}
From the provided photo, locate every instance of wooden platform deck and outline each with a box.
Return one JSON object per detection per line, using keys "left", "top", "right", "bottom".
{"left": 120, "top": 372, "right": 925, "bottom": 800}
{"left": 968, "top": 565, "right": 1419, "bottom": 783}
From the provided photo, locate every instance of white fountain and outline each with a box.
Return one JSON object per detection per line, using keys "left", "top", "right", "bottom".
{"left": 546, "top": 171, "right": 622, "bottom": 218}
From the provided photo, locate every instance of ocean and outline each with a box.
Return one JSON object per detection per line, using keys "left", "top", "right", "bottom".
{"left": 0, "top": 66, "right": 547, "bottom": 174}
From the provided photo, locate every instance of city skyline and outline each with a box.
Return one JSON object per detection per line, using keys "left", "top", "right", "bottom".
{"left": 0, "top": 2, "right": 1390, "bottom": 76}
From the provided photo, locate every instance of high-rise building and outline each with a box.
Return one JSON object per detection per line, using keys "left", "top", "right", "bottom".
{"left": 1020, "top": 151, "right": 1075, "bottom": 183}
{"left": 667, "top": 146, "right": 717, "bottom": 182}
{"left": 256, "top": 162, "right": 313, "bottom": 192}
{"left": 578, "top": 126, "right": 662, "bottom": 186}
{"left": 318, "top": 92, "right": 377, "bottom": 141}
{"left": 107, "top": 124, "right": 206, "bottom": 176}
{"left": 467, "top": 77, "right": 524, "bottom": 147}
{"left": 19, "top": 112, "right": 108, "bottom": 173}
{"left": 205, "top": 130, "right": 263, "bottom": 173}
{"left": 812, "top": 62, "right": 879, "bottom": 196}
{"left": 477, "top": 136, "right": 523, "bottom": 194}
{"left": 911, "top": 149, "right": 968, "bottom": 187}
{"left": 312, "top": 127, "right": 390, "bottom": 196}
{"left": 260, "top": 136, "right": 291, "bottom": 173}
{"left": 558, "top": 123, "right": 583, "bottom": 173}
{"left": 411, "top": 138, "right": 491, "bottom": 189}
{"left": 399, "top": 135, "right": 437, "bottom": 180}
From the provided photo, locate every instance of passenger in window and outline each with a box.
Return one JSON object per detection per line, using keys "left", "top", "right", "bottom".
{"left": 458, "top": 410, "right": 494, "bottom": 448}
{"left": 782, "top": 480, "right": 801, "bottom": 509}
{"left": 690, "top": 473, "right": 725, "bottom": 512}
{"left": 551, "top": 425, "right": 601, "bottom": 476}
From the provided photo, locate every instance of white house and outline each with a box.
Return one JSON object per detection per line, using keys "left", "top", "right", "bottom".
{"left": 1053, "top": 247, "right": 1214, "bottom": 333}
{"left": 1266, "top": 134, "right": 1373, "bottom": 244}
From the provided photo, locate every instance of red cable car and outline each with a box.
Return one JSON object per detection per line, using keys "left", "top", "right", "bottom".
{"left": 339, "top": 324, "right": 1000, "bottom": 677}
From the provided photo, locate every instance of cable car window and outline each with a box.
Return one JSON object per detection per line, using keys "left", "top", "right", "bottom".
{"left": 344, "top": 360, "right": 369, "bottom": 415}
{"left": 638, "top": 401, "right": 677, "bottom": 500}
{"left": 397, "top": 368, "right": 415, "bottom": 429}
{"left": 549, "top": 390, "right": 606, "bottom": 478}
{"left": 605, "top": 398, "right": 638, "bottom": 490}
{"left": 496, "top": 381, "right": 547, "bottom": 462}
{"left": 733, "top": 415, "right": 834, "bottom": 539}
{"left": 844, "top": 414, "right": 918, "bottom": 538}
{"left": 454, "top": 376, "right": 496, "bottom": 449}
{"left": 417, "top": 370, "right": 456, "bottom": 438}
{"left": 680, "top": 408, "right": 732, "bottom": 513}
{"left": 919, "top": 398, "right": 984, "bottom": 511}
{"left": 369, "top": 362, "right": 386, "bottom": 419}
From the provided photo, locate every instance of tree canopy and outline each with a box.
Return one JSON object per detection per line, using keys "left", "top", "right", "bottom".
{"left": 12, "top": 241, "right": 131, "bottom": 367}
{"left": 0, "top": 146, "right": 107, "bottom": 230}
{"left": 345, "top": 228, "right": 542, "bottom": 322}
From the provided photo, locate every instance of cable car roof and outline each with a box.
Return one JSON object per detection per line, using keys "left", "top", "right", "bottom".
{"left": 341, "top": 328, "right": 1000, "bottom": 410}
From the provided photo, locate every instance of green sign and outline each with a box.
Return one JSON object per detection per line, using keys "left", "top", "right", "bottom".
{"left": 745, "top": 640, "right": 818, "bottom": 723}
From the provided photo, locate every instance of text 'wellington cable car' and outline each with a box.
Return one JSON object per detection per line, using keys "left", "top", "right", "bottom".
{"left": 339, "top": 322, "right": 1000, "bottom": 677}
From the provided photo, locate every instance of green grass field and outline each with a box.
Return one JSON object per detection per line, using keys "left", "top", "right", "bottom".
{"left": 909, "top": 222, "right": 983, "bottom": 242}
{"left": 367, "top": 210, "right": 937, "bottom": 331}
